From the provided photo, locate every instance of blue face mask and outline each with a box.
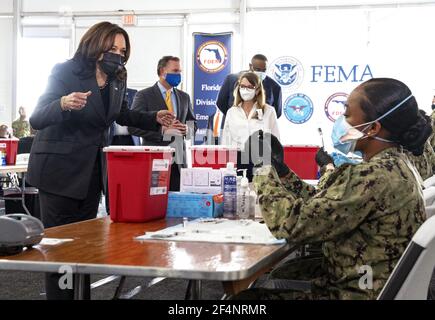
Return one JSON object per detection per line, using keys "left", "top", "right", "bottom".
{"left": 165, "top": 73, "right": 181, "bottom": 87}
{"left": 331, "top": 116, "right": 368, "bottom": 154}
{"left": 331, "top": 151, "right": 362, "bottom": 168}
{"left": 331, "top": 94, "right": 413, "bottom": 155}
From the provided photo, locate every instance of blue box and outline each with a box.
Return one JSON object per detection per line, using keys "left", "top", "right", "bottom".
{"left": 166, "top": 192, "right": 223, "bottom": 218}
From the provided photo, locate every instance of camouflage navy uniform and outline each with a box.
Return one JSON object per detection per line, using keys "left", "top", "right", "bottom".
{"left": 432, "top": 110, "right": 435, "bottom": 143}
{"left": 404, "top": 110, "right": 435, "bottom": 181}
{"left": 236, "top": 147, "right": 425, "bottom": 300}
{"left": 429, "top": 110, "right": 435, "bottom": 148}
{"left": 406, "top": 141, "right": 435, "bottom": 181}
{"left": 11, "top": 119, "right": 30, "bottom": 138}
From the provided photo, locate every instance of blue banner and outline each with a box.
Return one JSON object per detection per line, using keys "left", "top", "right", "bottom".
{"left": 193, "top": 32, "right": 232, "bottom": 144}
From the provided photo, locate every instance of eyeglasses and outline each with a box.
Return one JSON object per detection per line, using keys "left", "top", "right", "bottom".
{"left": 240, "top": 84, "right": 256, "bottom": 90}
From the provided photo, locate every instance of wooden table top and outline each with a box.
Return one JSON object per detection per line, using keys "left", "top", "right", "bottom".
{"left": 0, "top": 164, "right": 27, "bottom": 174}
{"left": 0, "top": 217, "right": 290, "bottom": 281}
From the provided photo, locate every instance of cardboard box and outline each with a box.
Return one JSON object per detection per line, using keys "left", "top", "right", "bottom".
{"left": 166, "top": 192, "right": 224, "bottom": 218}
{"left": 180, "top": 168, "right": 222, "bottom": 194}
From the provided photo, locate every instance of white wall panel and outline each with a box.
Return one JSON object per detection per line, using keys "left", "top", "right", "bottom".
{"left": 0, "top": 0, "right": 12, "bottom": 13}
{"left": 22, "top": 0, "right": 239, "bottom": 13}
{"left": 247, "top": 0, "right": 435, "bottom": 9}
{"left": 0, "top": 19, "right": 13, "bottom": 124}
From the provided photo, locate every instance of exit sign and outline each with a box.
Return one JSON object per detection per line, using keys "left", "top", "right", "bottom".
{"left": 122, "top": 15, "right": 137, "bottom": 26}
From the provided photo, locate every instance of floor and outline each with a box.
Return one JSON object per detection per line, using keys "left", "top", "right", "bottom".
{"left": 0, "top": 271, "right": 228, "bottom": 300}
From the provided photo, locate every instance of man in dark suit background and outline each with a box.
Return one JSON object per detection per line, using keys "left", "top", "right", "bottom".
{"left": 216, "top": 54, "right": 282, "bottom": 118}
{"left": 128, "top": 56, "right": 196, "bottom": 191}
{"left": 108, "top": 88, "right": 140, "bottom": 146}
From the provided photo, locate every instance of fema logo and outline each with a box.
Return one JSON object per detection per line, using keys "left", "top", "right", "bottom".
{"left": 268, "top": 56, "right": 304, "bottom": 90}
{"left": 196, "top": 41, "right": 228, "bottom": 73}
{"left": 284, "top": 93, "right": 314, "bottom": 124}
{"left": 324, "top": 92, "right": 348, "bottom": 122}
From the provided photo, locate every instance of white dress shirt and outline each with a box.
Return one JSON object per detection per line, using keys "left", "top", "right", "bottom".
{"left": 113, "top": 123, "right": 129, "bottom": 136}
{"left": 221, "top": 103, "right": 280, "bottom": 148}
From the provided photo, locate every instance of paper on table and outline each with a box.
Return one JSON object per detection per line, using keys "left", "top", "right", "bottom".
{"left": 38, "top": 238, "right": 74, "bottom": 246}
{"left": 135, "top": 218, "right": 286, "bottom": 245}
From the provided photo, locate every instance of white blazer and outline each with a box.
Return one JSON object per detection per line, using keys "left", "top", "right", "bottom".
{"left": 221, "top": 103, "right": 280, "bottom": 148}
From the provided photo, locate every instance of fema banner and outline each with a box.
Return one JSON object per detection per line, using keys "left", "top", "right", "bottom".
{"left": 193, "top": 32, "right": 232, "bottom": 144}
{"left": 266, "top": 55, "right": 374, "bottom": 151}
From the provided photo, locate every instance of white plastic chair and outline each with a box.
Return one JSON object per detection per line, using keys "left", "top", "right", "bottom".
{"left": 423, "top": 187, "right": 435, "bottom": 219}
{"left": 378, "top": 216, "right": 435, "bottom": 300}
{"left": 423, "top": 175, "right": 435, "bottom": 189}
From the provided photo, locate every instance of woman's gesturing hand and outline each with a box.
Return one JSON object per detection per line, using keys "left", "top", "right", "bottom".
{"left": 61, "top": 91, "right": 92, "bottom": 111}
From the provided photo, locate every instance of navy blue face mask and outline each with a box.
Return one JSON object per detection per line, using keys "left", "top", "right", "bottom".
{"left": 99, "top": 52, "right": 126, "bottom": 78}
{"left": 165, "top": 73, "right": 181, "bottom": 87}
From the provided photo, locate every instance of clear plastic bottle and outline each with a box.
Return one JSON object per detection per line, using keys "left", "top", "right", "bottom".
{"left": 252, "top": 188, "right": 261, "bottom": 219}
{"left": 222, "top": 162, "right": 237, "bottom": 219}
{"left": 237, "top": 169, "right": 252, "bottom": 219}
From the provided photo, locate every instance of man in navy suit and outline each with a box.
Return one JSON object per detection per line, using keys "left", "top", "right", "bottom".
{"left": 128, "top": 56, "right": 196, "bottom": 191}
{"left": 216, "top": 54, "right": 282, "bottom": 118}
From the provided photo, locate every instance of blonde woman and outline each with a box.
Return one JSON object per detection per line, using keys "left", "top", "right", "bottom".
{"left": 221, "top": 72, "right": 280, "bottom": 148}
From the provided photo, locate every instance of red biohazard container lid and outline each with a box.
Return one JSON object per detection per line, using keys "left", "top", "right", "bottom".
{"left": 103, "top": 146, "right": 175, "bottom": 153}
{"left": 283, "top": 144, "right": 321, "bottom": 148}
{"left": 189, "top": 145, "right": 240, "bottom": 151}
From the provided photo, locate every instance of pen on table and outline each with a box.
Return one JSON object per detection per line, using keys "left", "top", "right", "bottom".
{"left": 191, "top": 229, "right": 209, "bottom": 233}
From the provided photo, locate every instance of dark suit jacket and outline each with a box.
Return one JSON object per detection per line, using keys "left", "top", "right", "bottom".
{"left": 27, "top": 59, "right": 161, "bottom": 200}
{"left": 128, "top": 82, "right": 196, "bottom": 146}
{"left": 216, "top": 73, "right": 282, "bottom": 118}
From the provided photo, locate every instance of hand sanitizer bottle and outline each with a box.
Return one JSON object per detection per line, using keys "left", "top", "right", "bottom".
{"left": 222, "top": 162, "right": 237, "bottom": 219}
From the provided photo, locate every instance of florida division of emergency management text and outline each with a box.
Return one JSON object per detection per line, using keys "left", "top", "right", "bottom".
{"left": 168, "top": 303, "right": 268, "bottom": 318}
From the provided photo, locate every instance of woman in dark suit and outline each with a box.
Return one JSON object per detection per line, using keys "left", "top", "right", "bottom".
{"left": 28, "top": 21, "right": 174, "bottom": 300}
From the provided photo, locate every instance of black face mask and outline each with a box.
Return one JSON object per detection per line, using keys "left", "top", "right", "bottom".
{"left": 98, "top": 52, "right": 126, "bottom": 78}
{"left": 432, "top": 104, "right": 435, "bottom": 111}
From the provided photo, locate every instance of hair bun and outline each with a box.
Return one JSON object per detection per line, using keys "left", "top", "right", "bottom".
{"left": 398, "top": 110, "right": 433, "bottom": 156}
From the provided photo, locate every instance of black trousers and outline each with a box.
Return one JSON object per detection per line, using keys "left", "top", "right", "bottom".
{"left": 39, "top": 157, "right": 102, "bottom": 300}
{"left": 169, "top": 163, "right": 180, "bottom": 191}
